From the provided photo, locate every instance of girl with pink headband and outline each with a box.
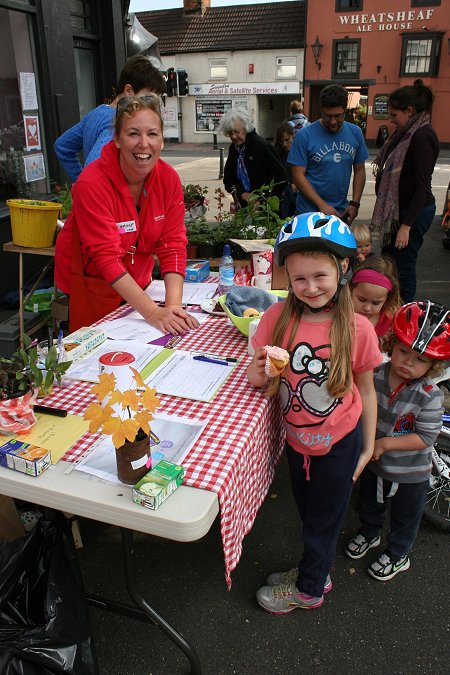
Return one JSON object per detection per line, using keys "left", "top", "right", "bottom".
{"left": 351, "top": 256, "right": 402, "bottom": 338}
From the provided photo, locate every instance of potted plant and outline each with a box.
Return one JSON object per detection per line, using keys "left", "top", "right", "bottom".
{"left": 6, "top": 199, "right": 62, "bottom": 248}
{"left": 237, "top": 180, "right": 287, "bottom": 240}
{"left": 184, "top": 184, "right": 208, "bottom": 222}
{"left": 0, "top": 334, "right": 72, "bottom": 434}
{"left": 54, "top": 182, "right": 73, "bottom": 219}
{"left": 83, "top": 368, "right": 161, "bottom": 484}
{"left": 186, "top": 215, "right": 217, "bottom": 259}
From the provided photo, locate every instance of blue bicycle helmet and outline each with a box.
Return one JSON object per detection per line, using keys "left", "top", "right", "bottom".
{"left": 275, "top": 212, "right": 357, "bottom": 266}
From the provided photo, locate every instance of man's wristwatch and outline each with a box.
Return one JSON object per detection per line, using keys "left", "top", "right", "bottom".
{"left": 349, "top": 200, "right": 360, "bottom": 208}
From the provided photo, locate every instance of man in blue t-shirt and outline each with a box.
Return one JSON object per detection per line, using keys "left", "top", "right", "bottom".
{"left": 288, "top": 85, "right": 368, "bottom": 225}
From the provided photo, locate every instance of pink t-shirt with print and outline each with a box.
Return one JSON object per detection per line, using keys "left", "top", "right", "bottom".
{"left": 253, "top": 302, "right": 382, "bottom": 456}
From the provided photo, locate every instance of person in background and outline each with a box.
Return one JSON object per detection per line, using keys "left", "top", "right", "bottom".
{"left": 248, "top": 212, "right": 381, "bottom": 614}
{"left": 372, "top": 80, "right": 439, "bottom": 303}
{"left": 345, "top": 301, "right": 449, "bottom": 581}
{"left": 54, "top": 55, "right": 166, "bottom": 183}
{"left": 351, "top": 256, "right": 402, "bottom": 340}
{"left": 350, "top": 222, "right": 374, "bottom": 262}
{"left": 274, "top": 122, "right": 296, "bottom": 218}
{"left": 219, "top": 107, "right": 287, "bottom": 209}
{"left": 55, "top": 96, "right": 198, "bottom": 335}
{"left": 288, "top": 84, "right": 368, "bottom": 225}
{"left": 287, "top": 99, "right": 309, "bottom": 134}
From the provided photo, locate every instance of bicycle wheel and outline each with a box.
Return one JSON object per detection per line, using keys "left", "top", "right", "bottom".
{"left": 423, "top": 426, "right": 450, "bottom": 532}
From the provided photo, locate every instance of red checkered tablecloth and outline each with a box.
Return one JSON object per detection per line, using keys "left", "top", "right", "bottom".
{"left": 44, "top": 303, "right": 284, "bottom": 588}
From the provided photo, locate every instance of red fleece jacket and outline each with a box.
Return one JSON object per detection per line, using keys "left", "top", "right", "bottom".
{"left": 55, "top": 140, "right": 187, "bottom": 294}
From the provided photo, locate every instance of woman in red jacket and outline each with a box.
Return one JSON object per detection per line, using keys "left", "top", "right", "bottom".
{"left": 55, "top": 95, "right": 198, "bottom": 335}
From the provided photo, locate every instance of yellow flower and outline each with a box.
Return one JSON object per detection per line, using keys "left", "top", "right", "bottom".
{"left": 83, "top": 371, "right": 160, "bottom": 449}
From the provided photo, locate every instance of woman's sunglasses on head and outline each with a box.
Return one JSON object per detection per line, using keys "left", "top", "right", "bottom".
{"left": 116, "top": 94, "right": 162, "bottom": 116}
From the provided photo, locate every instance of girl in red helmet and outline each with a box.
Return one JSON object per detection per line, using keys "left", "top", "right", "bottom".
{"left": 346, "top": 301, "right": 450, "bottom": 580}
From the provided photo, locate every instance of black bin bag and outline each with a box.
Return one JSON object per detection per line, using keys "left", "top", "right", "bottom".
{"left": 0, "top": 513, "right": 99, "bottom": 675}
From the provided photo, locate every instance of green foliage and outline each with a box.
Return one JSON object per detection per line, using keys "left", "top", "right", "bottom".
{"left": 54, "top": 183, "right": 73, "bottom": 218}
{"left": 0, "top": 333, "right": 72, "bottom": 399}
{"left": 229, "top": 180, "right": 288, "bottom": 240}
{"left": 183, "top": 183, "right": 208, "bottom": 209}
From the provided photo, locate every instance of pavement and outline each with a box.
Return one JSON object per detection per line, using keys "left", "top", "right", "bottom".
{"left": 75, "top": 144, "right": 449, "bottom": 674}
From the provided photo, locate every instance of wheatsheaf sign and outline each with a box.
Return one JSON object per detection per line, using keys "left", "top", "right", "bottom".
{"left": 339, "top": 8, "right": 435, "bottom": 32}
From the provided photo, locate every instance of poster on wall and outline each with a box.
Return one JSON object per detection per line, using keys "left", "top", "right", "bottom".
{"left": 161, "top": 104, "right": 178, "bottom": 139}
{"left": 23, "top": 153, "right": 46, "bottom": 182}
{"left": 373, "top": 94, "right": 389, "bottom": 120}
{"left": 19, "top": 72, "right": 38, "bottom": 111}
{"left": 194, "top": 97, "right": 248, "bottom": 132}
{"left": 23, "top": 115, "right": 41, "bottom": 150}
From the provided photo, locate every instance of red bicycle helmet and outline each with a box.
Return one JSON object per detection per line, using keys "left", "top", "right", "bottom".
{"left": 393, "top": 301, "right": 450, "bottom": 360}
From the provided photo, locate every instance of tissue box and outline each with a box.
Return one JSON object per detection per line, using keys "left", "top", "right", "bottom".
{"left": 0, "top": 439, "right": 51, "bottom": 476}
{"left": 133, "top": 460, "right": 184, "bottom": 510}
{"left": 185, "top": 259, "right": 210, "bottom": 283}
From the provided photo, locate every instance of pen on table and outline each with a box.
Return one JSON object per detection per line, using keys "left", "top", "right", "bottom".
{"left": 191, "top": 350, "right": 237, "bottom": 362}
{"left": 193, "top": 355, "right": 230, "bottom": 366}
{"left": 34, "top": 405, "right": 67, "bottom": 417}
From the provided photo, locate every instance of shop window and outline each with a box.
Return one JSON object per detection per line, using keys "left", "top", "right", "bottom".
{"left": 277, "top": 57, "right": 297, "bottom": 79}
{"left": 0, "top": 8, "right": 48, "bottom": 204}
{"left": 74, "top": 40, "right": 97, "bottom": 119}
{"left": 335, "top": 1, "right": 363, "bottom": 10}
{"left": 400, "top": 33, "right": 442, "bottom": 76}
{"left": 209, "top": 59, "right": 227, "bottom": 79}
{"left": 70, "top": 0, "right": 95, "bottom": 33}
{"left": 332, "top": 40, "right": 360, "bottom": 79}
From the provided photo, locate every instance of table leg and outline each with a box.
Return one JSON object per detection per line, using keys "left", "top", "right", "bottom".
{"left": 86, "top": 527, "right": 202, "bottom": 674}
{"left": 18, "top": 252, "right": 24, "bottom": 347}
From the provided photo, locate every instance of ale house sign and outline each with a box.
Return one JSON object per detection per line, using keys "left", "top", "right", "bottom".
{"left": 339, "top": 8, "right": 435, "bottom": 32}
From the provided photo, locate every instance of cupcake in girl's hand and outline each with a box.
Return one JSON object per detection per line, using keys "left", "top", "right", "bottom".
{"left": 264, "top": 346, "right": 290, "bottom": 377}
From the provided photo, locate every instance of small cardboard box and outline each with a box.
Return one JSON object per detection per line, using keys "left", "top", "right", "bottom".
{"left": 51, "top": 295, "right": 69, "bottom": 322}
{"left": 133, "top": 460, "right": 184, "bottom": 510}
{"left": 185, "top": 259, "right": 210, "bottom": 283}
{"left": 0, "top": 438, "right": 51, "bottom": 476}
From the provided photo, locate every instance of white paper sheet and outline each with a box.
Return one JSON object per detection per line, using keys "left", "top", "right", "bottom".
{"left": 144, "top": 350, "right": 236, "bottom": 402}
{"left": 72, "top": 413, "right": 207, "bottom": 484}
{"left": 101, "top": 317, "right": 165, "bottom": 342}
{"left": 65, "top": 340, "right": 163, "bottom": 383}
{"left": 143, "top": 281, "right": 218, "bottom": 305}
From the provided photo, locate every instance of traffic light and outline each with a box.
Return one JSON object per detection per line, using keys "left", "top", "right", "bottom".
{"left": 177, "top": 70, "right": 189, "bottom": 96}
{"left": 166, "top": 68, "right": 177, "bottom": 97}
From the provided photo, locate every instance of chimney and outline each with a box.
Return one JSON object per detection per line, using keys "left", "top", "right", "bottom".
{"left": 183, "top": 0, "right": 210, "bottom": 16}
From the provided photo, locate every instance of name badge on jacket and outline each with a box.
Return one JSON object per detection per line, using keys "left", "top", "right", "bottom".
{"left": 116, "top": 220, "right": 137, "bottom": 234}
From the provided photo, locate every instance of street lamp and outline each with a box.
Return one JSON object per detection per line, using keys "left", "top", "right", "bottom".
{"left": 311, "top": 36, "right": 323, "bottom": 71}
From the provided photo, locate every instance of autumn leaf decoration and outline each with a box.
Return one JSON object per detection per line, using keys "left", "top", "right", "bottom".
{"left": 84, "top": 367, "right": 160, "bottom": 449}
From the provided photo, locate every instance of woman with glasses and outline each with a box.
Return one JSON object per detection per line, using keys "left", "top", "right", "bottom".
{"left": 219, "top": 107, "right": 287, "bottom": 209}
{"left": 55, "top": 96, "right": 199, "bottom": 335}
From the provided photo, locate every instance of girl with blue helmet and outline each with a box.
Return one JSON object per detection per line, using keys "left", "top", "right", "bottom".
{"left": 247, "top": 212, "right": 382, "bottom": 614}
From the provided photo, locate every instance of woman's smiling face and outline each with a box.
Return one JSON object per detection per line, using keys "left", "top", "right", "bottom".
{"left": 115, "top": 108, "right": 164, "bottom": 183}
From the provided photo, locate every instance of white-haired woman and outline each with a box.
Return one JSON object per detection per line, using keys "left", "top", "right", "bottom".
{"left": 219, "top": 107, "right": 287, "bottom": 208}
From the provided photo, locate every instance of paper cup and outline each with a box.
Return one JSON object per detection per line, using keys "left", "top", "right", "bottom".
{"left": 99, "top": 352, "right": 136, "bottom": 392}
{"left": 248, "top": 318, "right": 261, "bottom": 356}
{"left": 252, "top": 251, "right": 273, "bottom": 276}
{"left": 251, "top": 274, "right": 272, "bottom": 290}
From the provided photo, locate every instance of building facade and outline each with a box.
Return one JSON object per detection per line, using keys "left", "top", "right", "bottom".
{"left": 304, "top": 0, "right": 450, "bottom": 146}
{"left": 0, "top": 0, "right": 129, "bottom": 294}
{"left": 137, "top": 0, "right": 306, "bottom": 143}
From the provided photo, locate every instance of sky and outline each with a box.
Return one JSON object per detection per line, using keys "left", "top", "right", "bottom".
{"left": 129, "top": 0, "right": 297, "bottom": 11}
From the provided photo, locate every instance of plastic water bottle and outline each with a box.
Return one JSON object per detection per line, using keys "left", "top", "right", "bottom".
{"left": 218, "top": 244, "right": 234, "bottom": 296}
